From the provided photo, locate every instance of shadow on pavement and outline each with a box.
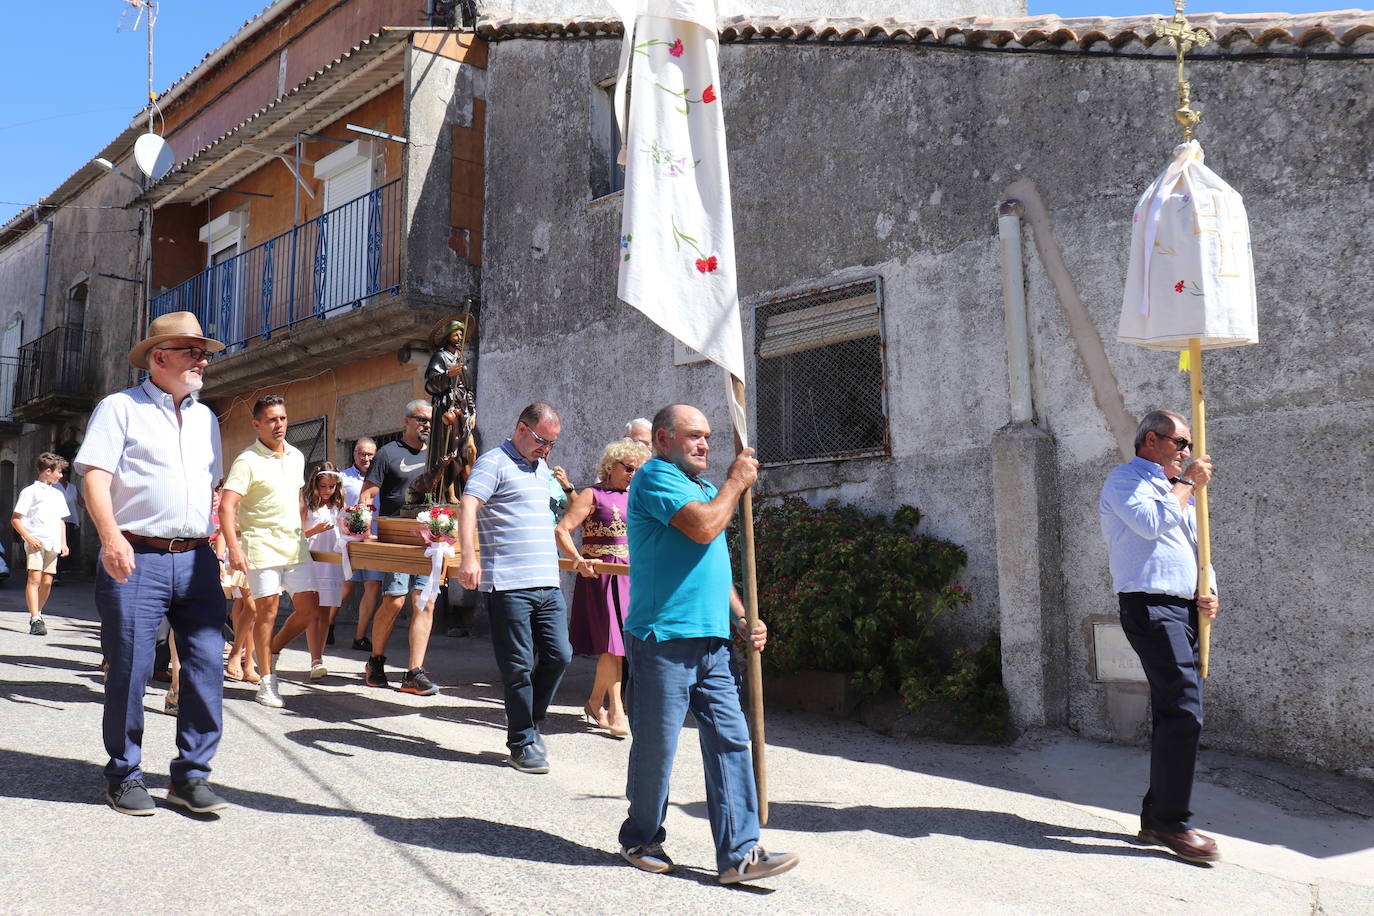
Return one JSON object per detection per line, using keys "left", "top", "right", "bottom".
{"left": 0, "top": 679, "right": 105, "bottom": 708}
{"left": 677, "top": 799, "right": 1171, "bottom": 863}
{"left": 283, "top": 723, "right": 507, "bottom": 767}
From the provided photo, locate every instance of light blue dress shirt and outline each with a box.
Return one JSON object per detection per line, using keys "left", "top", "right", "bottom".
{"left": 1099, "top": 455, "right": 1208, "bottom": 599}
{"left": 74, "top": 379, "right": 222, "bottom": 539}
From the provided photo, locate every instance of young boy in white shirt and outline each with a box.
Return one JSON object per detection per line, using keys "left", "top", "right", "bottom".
{"left": 11, "top": 452, "right": 71, "bottom": 636}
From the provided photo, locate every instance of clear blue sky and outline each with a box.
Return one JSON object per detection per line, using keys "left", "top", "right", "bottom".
{"left": 0, "top": 0, "right": 1354, "bottom": 225}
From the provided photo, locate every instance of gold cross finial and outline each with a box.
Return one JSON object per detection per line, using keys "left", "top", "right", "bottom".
{"left": 1154, "top": 0, "right": 1210, "bottom": 141}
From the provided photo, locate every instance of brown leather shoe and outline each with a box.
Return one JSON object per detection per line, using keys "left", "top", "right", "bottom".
{"left": 1137, "top": 828, "right": 1221, "bottom": 863}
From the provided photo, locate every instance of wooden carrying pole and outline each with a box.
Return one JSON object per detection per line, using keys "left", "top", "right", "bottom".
{"left": 1189, "top": 338, "right": 1213, "bottom": 678}
{"left": 731, "top": 375, "right": 769, "bottom": 825}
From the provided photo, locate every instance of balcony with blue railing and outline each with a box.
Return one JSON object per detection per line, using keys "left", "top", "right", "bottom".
{"left": 152, "top": 180, "right": 402, "bottom": 355}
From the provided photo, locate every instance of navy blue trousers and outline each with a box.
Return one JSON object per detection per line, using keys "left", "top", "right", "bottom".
{"left": 486, "top": 587, "right": 572, "bottom": 752}
{"left": 96, "top": 543, "right": 227, "bottom": 785}
{"left": 1118, "top": 592, "right": 1204, "bottom": 834}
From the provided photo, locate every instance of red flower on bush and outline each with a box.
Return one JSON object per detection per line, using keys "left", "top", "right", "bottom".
{"left": 1174, "top": 280, "right": 1185, "bottom": 293}
{"left": 695, "top": 255, "right": 718, "bottom": 273}
{"left": 702, "top": 84, "right": 717, "bottom": 103}
{"left": 669, "top": 38, "right": 684, "bottom": 57}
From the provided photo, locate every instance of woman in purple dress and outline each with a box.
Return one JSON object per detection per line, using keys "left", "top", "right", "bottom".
{"left": 555, "top": 437, "right": 651, "bottom": 737}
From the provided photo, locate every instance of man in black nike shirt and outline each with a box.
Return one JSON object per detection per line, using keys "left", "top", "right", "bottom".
{"left": 359, "top": 399, "right": 440, "bottom": 695}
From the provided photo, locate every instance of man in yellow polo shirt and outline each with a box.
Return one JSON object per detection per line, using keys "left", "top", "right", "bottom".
{"left": 219, "top": 394, "right": 322, "bottom": 708}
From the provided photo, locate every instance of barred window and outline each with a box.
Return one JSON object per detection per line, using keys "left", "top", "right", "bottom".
{"left": 286, "top": 416, "right": 328, "bottom": 471}
{"left": 754, "top": 279, "right": 888, "bottom": 465}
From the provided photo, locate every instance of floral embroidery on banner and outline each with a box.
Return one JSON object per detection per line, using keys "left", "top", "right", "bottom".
{"left": 644, "top": 139, "right": 699, "bottom": 178}
{"left": 634, "top": 37, "right": 684, "bottom": 58}
{"left": 618, "top": 233, "right": 632, "bottom": 263}
{"left": 1174, "top": 279, "right": 1204, "bottom": 296}
{"left": 655, "top": 81, "right": 718, "bottom": 115}
{"left": 670, "top": 215, "right": 719, "bottom": 274}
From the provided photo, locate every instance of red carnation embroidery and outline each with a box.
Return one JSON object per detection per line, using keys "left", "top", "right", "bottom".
{"left": 669, "top": 38, "right": 684, "bottom": 57}
{"left": 695, "top": 256, "right": 719, "bottom": 273}
{"left": 1174, "top": 280, "right": 1185, "bottom": 293}
{"left": 702, "top": 84, "right": 717, "bottom": 103}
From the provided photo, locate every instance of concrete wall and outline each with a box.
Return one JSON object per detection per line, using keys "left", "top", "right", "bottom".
{"left": 481, "top": 36, "right": 1374, "bottom": 773}
{"left": 405, "top": 39, "right": 487, "bottom": 306}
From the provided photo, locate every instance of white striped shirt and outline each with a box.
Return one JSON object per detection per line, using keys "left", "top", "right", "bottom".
{"left": 463, "top": 440, "right": 560, "bottom": 592}
{"left": 74, "top": 379, "right": 223, "bottom": 539}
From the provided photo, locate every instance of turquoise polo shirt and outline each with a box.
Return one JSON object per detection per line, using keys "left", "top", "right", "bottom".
{"left": 625, "top": 456, "right": 733, "bottom": 640}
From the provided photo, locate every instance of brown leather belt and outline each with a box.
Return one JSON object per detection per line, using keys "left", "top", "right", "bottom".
{"left": 122, "top": 532, "right": 211, "bottom": 553}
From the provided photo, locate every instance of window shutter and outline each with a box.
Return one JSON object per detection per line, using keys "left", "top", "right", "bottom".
{"left": 757, "top": 289, "right": 880, "bottom": 359}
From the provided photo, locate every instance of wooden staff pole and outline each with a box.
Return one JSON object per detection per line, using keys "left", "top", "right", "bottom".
{"left": 1189, "top": 338, "right": 1213, "bottom": 678}
{"left": 731, "top": 375, "right": 769, "bottom": 825}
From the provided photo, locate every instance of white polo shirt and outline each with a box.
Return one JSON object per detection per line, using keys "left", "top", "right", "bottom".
{"left": 74, "top": 379, "right": 222, "bottom": 539}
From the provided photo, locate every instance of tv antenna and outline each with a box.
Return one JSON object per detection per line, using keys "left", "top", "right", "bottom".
{"left": 116, "top": 1, "right": 172, "bottom": 180}
{"left": 117, "top": 1, "right": 159, "bottom": 133}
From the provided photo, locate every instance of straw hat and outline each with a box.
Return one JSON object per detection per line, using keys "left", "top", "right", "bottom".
{"left": 428, "top": 315, "right": 469, "bottom": 349}
{"left": 128, "top": 311, "right": 225, "bottom": 369}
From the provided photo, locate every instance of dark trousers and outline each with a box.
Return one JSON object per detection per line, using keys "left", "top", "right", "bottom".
{"left": 96, "top": 543, "right": 227, "bottom": 785}
{"left": 1118, "top": 592, "right": 1204, "bottom": 833}
{"left": 486, "top": 587, "right": 572, "bottom": 752}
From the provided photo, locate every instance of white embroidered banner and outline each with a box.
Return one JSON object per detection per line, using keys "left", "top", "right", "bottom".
{"left": 1119, "top": 141, "right": 1259, "bottom": 351}
{"left": 609, "top": 0, "right": 748, "bottom": 442}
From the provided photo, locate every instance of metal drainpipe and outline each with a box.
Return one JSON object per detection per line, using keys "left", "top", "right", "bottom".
{"left": 36, "top": 217, "right": 53, "bottom": 331}
{"left": 997, "top": 199, "right": 1033, "bottom": 424}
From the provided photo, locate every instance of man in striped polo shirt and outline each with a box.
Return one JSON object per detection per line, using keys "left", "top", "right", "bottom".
{"left": 458, "top": 402, "right": 572, "bottom": 774}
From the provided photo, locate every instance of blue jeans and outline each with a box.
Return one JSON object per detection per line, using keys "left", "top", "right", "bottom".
{"left": 96, "top": 543, "right": 227, "bottom": 785}
{"left": 383, "top": 571, "right": 429, "bottom": 597}
{"left": 1118, "top": 592, "right": 1204, "bottom": 833}
{"left": 486, "top": 587, "right": 572, "bottom": 751}
{"left": 618, "top": 633, "right": 760, "bottom": 873}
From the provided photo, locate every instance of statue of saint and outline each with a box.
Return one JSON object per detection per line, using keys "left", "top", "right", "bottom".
{"left": 421, "top": 316, "right": 476, "bottom": 505}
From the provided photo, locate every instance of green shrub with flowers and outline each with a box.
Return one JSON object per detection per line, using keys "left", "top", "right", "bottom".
{"left": 739, "top": 495, "right": 1007, "bottom": 741}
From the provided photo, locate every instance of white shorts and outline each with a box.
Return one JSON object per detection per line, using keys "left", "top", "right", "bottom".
{"left": 311, "top": 561, "right": 343, "bottom": 608}
{"left": 246, "top": 561, "right": 317, "bottom": 600}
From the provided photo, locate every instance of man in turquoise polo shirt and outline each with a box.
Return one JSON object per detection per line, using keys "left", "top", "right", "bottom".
{"left": 617, "top": 404, "right": 799, "bottom": 886}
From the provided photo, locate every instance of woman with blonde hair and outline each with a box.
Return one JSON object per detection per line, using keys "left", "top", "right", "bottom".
{"left": 555, "top": 437, "right": 651, "bottom": 737}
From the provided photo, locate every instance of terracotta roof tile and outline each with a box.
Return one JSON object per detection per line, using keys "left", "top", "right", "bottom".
{"left": 476, "top": 10, "right": 1374, "bottom": 55}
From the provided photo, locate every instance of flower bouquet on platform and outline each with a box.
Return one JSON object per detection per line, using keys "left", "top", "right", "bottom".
{"left": 415, "top": 507, "right": 458, "bottom": 610}
{"left": 336, "top": 504, "right": 374, "bottom": 578}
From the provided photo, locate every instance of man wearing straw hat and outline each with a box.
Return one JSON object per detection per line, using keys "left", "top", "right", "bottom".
{"left": 75, "top": 311, "right": 230, "bottom": 816}
{"left": 1099, "top": 409, "right": 1218, "bottom": 863}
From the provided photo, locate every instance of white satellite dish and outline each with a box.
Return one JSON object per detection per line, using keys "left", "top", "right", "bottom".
{"left": 133, "top": 133, "right": 174, "bottom": 180}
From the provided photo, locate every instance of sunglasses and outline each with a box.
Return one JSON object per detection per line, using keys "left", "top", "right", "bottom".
{"left": 522, "top": 423, "right": 556, "bottom": 448}
{"left": 406, "top": 415, "right": 432, "bottom": 425}
{"left": 158, "top": 346, "right": 213, "bottom": 362}
{"left": 1158, "top": 433, "right": 1193, "bottom": 452}
{"left": 618, "top": 461, "right": 640, "bottom": 475}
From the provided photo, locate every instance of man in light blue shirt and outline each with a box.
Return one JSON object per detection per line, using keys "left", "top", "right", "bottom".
{"left": 1099, "top": 409, "right": 1218, "bottom": 863}
{"left": 458, "top": 402, "right": 570, "bottom": 774}
{"left": 617, "top": 404, "right": 798, "bottom": 886}
{"left": 77, "top": 311, "right": 229, "bottom": 816}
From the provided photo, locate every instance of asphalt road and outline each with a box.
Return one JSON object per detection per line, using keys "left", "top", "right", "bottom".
{"left": 2, "top": 582, "right": 1372, "bottom": 915}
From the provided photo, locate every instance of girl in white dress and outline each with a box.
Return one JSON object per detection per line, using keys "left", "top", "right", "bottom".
{"left": 303, "top": 464, "right": 346, "bottom": 679}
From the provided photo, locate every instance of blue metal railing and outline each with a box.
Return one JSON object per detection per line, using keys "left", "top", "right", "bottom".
{"left": 150, "top": 179, "right": 402, "bottom": 351}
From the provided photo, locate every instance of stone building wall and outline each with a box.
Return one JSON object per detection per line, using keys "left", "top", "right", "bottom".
{"left": 478, "top": 29, "right": 1374, "bottom": 772}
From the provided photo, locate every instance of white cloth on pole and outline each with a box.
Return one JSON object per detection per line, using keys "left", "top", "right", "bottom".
{"left": 1119, "top": 141, "right": 1258, "bottom": 351}
{"left": 609, "top": 0, "right": 749, "bottom": 444}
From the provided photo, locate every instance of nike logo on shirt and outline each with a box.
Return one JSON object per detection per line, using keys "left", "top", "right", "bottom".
{"left": 399, "top": 459, "right": 425, "bottom": 472}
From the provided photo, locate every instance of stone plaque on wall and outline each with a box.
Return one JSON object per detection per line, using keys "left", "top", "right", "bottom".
{"left": 1093, "top": 623, "right": 1147, "bottom": 683}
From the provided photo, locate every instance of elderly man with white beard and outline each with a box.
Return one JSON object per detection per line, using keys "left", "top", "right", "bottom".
{"left": 76, "top": 312, "right": 230, "bottom": 816}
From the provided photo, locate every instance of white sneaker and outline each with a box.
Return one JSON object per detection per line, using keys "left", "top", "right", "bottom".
{"left": 309, "top": 660, "right": 328, "bottom": 681}
{"left": 255, "top": 674, "right": 285, "bottom": 708}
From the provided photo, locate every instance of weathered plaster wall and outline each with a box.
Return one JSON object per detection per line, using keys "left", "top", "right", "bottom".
{"left": 483, "top": 36, "right": 1374, "bottom": 772}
